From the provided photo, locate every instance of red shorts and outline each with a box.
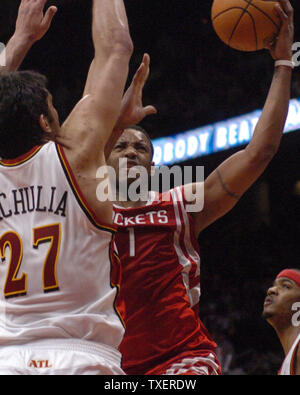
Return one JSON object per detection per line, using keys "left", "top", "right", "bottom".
{"left": 144, "top": 352, "right": 221, "bottom": 375}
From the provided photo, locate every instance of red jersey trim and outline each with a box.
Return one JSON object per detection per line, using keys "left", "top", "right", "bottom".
{"left": 0, "top": 145, "right": 42, "bottom": 167}
{"left": 278, "top": 339, "right": 300, "bottom": 375}
{"left": 55, "top": 144, "right": 116, "bottom": 234}
{"left": 173, "top": 188, "right": 200, "bottom": 285}
{"left": 290, "top": 340, "right": 299, "bottom": 375}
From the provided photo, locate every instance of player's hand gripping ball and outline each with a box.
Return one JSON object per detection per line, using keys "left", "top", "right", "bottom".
{"left": 211, "top": 0, "right": 281, "bottom": 51}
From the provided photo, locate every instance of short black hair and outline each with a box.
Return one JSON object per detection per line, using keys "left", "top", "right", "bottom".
{"left": 125, "top": 125, "right": 154, "bottom": 159}
{"left": 0, "top": 70, "right": 50, "bottom": 159}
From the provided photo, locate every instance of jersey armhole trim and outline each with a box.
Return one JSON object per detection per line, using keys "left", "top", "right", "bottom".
{"left": 291, "top": 339, "right": 300, "bottom": 375}
{"left": 55, "top": 143, "right": 116, "bottom": 234}
{"left": 109, "top": 237, "right": 126, "bottom": 330}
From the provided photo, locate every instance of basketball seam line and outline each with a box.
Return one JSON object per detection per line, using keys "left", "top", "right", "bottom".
{"left": 239, "top": 0, "right": 280, "bottom": 29}
{"left": 212, "top": 6, "right": 253, "bottom": 21}
{"left": 244, "top": 9, "right": 258, "bottom": 50}
{"left": 228, "top": 0, "right": 254, "bottom": 47}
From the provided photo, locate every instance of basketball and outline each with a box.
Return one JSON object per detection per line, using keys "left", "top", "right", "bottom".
{"left": 211, "top": 0, "right": 281, "bottom": 52}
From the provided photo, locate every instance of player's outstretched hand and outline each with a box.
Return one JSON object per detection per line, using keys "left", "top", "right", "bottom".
{"left": 15, "top": 0, "right": 57, "bottom": 44}
{"left": 115, "top": 53, "right": 157, "bottom": 130}
{"left": 267, "top": 0, "right": 294, "bottom": 60}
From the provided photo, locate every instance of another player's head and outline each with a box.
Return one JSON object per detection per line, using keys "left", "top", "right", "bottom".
{"left": 0, "top": 70, "right": 60, "bottom": 159}
{"left": 107, "top": 125, "right": 154, "bottom": 189}
{"left": 262, "top": 268, "right": 300, "bottom": 331}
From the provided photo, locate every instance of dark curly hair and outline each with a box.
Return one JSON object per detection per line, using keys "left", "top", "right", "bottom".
{"left": 0, "top": 70, "right": 52, "bottom": 159}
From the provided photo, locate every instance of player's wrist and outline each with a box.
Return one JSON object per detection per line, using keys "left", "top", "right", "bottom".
{"left": 274, "top": 59, "right": 295, "bottom": 69}
{"left": 114, "top": 116, "right": 131, "bottom": 131}
{"left": 113, "top": 120, "right": 125, "bottom": 132}
{"left": 12, "top": 31, "right": 36, "bottom": 47}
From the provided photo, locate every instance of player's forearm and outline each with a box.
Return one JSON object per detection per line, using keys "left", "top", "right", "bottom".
{"left": 105, "top": 108, "right": 130, "bottom": 159}
{"left": 0, "top": 33, "right": 34, "bottom": 72}
{"left": 245, "top": 66, "right": 292, "bottom": 162}
{"left": 92, "top": 0, "right": 133, "bottom": 58}
{"left": 104, "top": 127, "right": 123, "bottom": 160}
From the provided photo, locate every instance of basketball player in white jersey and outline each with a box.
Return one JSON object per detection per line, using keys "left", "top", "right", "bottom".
{"left": 105, "top": 0, "right": 294, "bottom": 375}
{"left": 0, "top": 0, "right": 133, "bottom": 374}
{"left": 262, "top": 269, "right": 300, "bottom": 375}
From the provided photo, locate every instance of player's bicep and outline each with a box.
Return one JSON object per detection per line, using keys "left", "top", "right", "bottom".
{"left": 192, "top": 149, "right": 268, "bottom": 235}
{"left": 182, "top": 183, "right": 205, "bottom": 214}
{"left": 86, "top": 53, "right": 130, "bottom": 135}
{"left": 59, "top": 95, "right": 108, "bottom": 173}
{"left": 82, "top": 60, "right": 95, "bottom": 98}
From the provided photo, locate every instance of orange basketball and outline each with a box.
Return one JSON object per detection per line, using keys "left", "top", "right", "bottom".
{"left": 211, "top": 0, "right": 281, "bottom": 52}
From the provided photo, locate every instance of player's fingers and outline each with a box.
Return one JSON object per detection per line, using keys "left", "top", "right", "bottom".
{"left": 277, "top": 0, "right": 293, "bottom": 18}
{"left": 41, "top": 6, "right": 57, "bottom": 30}
{"left": 134, "top": 55, "right": 148, "bottom": 81}
{"left": 133, "top": 54, "right": 151, "bottom": 88}
{"left": 142, "top": 53, "right": 150, "bottom": 69}
{"left": 274, "top": 4, "right": 288, "bottom": 22}
{"left": 35, "top": 0, "right": 48, "bottom": 11}
{"left": 143, "top": 105, "right": 157, "bottom": 116}
{"left": 130, "top": 66, "right": 146, "bottom": 94}
{"left": 264, "top": 35, "right": 275, "bottom": 49}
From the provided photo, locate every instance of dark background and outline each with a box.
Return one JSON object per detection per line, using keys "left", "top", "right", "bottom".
{"left": 1, "top": 0, "right": 300, "bottom": 374}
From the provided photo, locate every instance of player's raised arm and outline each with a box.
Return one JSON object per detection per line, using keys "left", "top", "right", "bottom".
{"left": 0, "top": 0, "right": 57, "bottom": 72}
{"left": 57, "top": 0, "right": 133, "bottom": 225}
{"left": 186, "top": 0, "right": 294, "bottom": 237}
{"left": 61, "top": 0, "right": 133, "bottom": 167}
{"left": 104, "top": 53, "right": 157, "bottom": 159}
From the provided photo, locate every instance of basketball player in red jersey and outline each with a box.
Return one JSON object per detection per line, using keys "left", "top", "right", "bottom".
{"left": 106, "top": 0, "right": 294, "bottom": 375}
{"left": 262, "top": 269, "right": 300, "bottom": 375}
{"left": 0, "top": 0, "right": 133, "bottom": 374}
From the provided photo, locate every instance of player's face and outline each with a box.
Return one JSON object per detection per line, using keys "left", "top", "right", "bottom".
{"left": 262, "top": 277, "right": 300, "bottom": 326}
{"left": 107, "top": 129, "right": 153, "bottom": 185}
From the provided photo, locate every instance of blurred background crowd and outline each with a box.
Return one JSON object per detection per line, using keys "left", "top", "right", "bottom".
{"left": 1, "top": 0, "right": 300, "bottom": 374}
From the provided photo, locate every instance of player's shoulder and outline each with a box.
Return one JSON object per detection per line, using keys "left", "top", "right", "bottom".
{"left": 161, "top": 184, "right": 202, "bottom": 207}
{"left": 112, "top": 186, "right": 193, "bottom": 213}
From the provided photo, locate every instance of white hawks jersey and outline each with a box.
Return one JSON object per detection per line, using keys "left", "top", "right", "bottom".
{"left": 0, "top": 142, "right": 123, "bottom": 351}
{"left": 279, "top": 333, "right": 300, "bottom": 375}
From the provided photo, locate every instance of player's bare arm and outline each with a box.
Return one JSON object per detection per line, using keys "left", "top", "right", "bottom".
{"left": 0, "top": 0, "right": 57, "bottom": 72}
{"left": 59, "top": 0, "right": 133, "bottom": 224}
{"left": 185, "top": 0, "right": 294, "bottom": 237}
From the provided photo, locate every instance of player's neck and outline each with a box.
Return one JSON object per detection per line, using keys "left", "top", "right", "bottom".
{"left": 116, "top": 199, "right": 149, "bottom": 209}
{"left": 114, "top": 187, "right": 153, "bottom": 208}
{"left": 276, "top": 325, "right": 300, "bottom": 356}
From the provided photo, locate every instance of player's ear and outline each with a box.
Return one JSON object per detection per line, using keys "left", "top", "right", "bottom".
{"left": 39, "top": 114, "right": 52, "bottom": 134}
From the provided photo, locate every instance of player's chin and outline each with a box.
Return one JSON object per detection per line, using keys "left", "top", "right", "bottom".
{"left": 262, "top": 305, "right": 275, "bottom": 320}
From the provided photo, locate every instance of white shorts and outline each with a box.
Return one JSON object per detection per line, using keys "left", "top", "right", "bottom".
{"left": 0, "top": 339, "right": 125, "bottom": 375}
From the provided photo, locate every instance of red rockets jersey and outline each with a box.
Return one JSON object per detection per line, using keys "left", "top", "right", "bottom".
{"left": 112, "top": 186, "right": 217, "bottom": 374}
